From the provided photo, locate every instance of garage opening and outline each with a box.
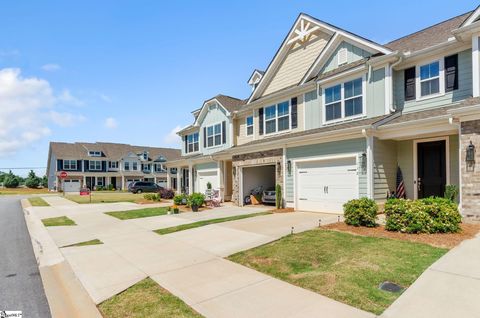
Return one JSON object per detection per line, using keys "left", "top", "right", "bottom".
{"left": 242, "top": 165, "right": 276, "bottom": 205}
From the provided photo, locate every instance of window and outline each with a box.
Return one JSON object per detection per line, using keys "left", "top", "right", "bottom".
{"left": 154, "top": 164, "right": 165, "bottom": 172}
{"left": 89, "top": 160, "right": 102, "bottom": 171}
{"left": 142, "top": 151, "right": 148, "bottom": 160}
{"left": 206, "top": 123, "right": 222, "bottom": 147}
{"left": 246, "top": 116, "right": 254, "bottom": 136}
{"left": 124, "top": 162, "right": 130, "bottom": 171}
{"left": 108, "top": 161, "right": 118, "bottom": 169}
{"left": 63, "top": 160, "right": 77, "bottom": 170}
{"left": 142, "top": 164, "right": 150, "bottom": 172}
{"left": 419, "top": 61, "right": 440, "bottom": 97}
{"left": 132, "top": 162, "right": 138, "bottom": 170}
{"left": 88, "top": 151, "right": 101, "bottom": 157}
{"left": 187, "top": 133, "right": 199, "bottom": 153}
{"left": 324, "top": 77, "right": 364, "bottom": 122}
{"left": 264, "top": 101, "right": 290, "bottom": 134}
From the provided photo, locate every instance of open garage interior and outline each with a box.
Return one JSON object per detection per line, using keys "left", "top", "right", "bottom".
{"left": 295, "top": 156, "right": 359, "bottom": 213}
{"left": 242, "top": 165, "right": 276, "bottom": 205}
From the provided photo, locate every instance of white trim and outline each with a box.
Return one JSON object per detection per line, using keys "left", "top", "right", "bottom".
{"left": 186, "top": 132, "right": 200, "bottom": 154}
{"left": 472, "top": 34, "right": 480, "bottom": 97}
{"left": 413, "top": 136, "right": 450, "bottom": 200}
{"left": 292, "top": 152, "right": 360, "bottom": 211}
{"left": 415, "top": 58, "right": 445, "bottom": 101}
{"left": 263, "top": 100, "right": 291, "bottom": 135}
{"left": 63, "top": 159, "right": 77, "bottom": 171}
{"left": 282, "top": 146, "right": 287, "bottom": 203}
{"left": 384, "top": 65, "right": 392, "bottom": 114}
{"left": 193, "top": 99, "right": 231, "bottom": 127}
{"left": 245, "top": 115, "right": 254, "bottom": 136}
{"left": 366, "top": 136, "right": 374, "bottom": 199}
{"left": 88, "top": 160, "right": 102, "bottom": 171}
{"left": 461, "top": 8, "right": 480, "bottom": 27}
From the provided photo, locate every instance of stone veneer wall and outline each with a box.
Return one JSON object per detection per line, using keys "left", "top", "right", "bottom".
{"left": 461, "top": 120, "right": 480, "bottom": 221}
{"left": 232, "top": 149, "right": 284, "bottom": 205}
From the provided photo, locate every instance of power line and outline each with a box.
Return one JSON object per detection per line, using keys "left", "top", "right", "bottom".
{"left": 0, "top": 167, "right": 47, "bottom": 170}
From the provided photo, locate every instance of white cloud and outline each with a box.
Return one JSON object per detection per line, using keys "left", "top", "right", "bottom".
{"left": 41, "top": 63, "right": 61, "bottom": 72}
{"left": 0, "top": 68, "right": 85, "bottom": 157}
{"left": 57, "top": 89, "right": 84, "bottom": 106}
{"left": 99, "top": 94, "right": 112, "bottom": 103}
{"left": 163, "top": 125, "right": 182, "bottom": 145}
{"left": 104, "top": 117, "right": 118, "bottom": 129}
{"left": 48, "top": 111, "right": 86, "bottom": 127}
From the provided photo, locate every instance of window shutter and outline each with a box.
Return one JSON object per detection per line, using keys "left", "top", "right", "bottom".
{"left": 203, "top": 127, "right": 207, "bottom": 148}
{"left": 445, "top": 54, "right": 458, "bottom": 92}
{"left": 291, "top": 97, "right": 298, "bottom": 129}
{"left": 184, "top": 135, "right": 188, "bottom": 153}
{"left": 404, "top": 67, "right": 416, "bottom": 101}
{"left": 259, "top": 108, "right": 264, "bottom": 135}
{"left": 57, "top": 160, "right": 63, "bottom": 171}
{"left": 222, "top": 121, "right": 226, "bottom": 144}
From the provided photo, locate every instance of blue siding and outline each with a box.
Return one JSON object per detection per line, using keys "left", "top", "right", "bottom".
{"left": 285, "top": 138, "right": 367, "bottom": 201}
{"left": 321, "top": 41, "right": 372, "bottom": 74}
{"left": 195, "top": 162, "right": 218, "bottom": 171}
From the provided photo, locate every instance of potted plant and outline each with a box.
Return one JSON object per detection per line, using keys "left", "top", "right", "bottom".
{"left": 207, "top": 182, "right": 212, "bottom": 190}
{"left": 188, "top": 193, "right": 205, "bottom": 212}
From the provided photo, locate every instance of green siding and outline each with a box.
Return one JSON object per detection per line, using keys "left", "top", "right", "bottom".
{"left": 393, "top": 49, "right": 472, "bottom": 112}
{"left": 195, "top": 162, "right": 218, "bottom": 171}
{"left": 321, "top": 41, "right": 372, "bottom": 74}
{"left": 373, "top": 138, "right": 397, "bottom": 202}
{"left": 366, "top": 68, "right": 386, "bottom": 117}
{"left": 285, "top": 138, "right": 367, "bottom": 202}
{"left": 304, "top": 89, "right": 321, "bottom": 130}
{"left": 199, "top": 104, "right": 231, "bottom": 155}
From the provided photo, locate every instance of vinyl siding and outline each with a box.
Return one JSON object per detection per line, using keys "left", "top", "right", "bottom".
{"left": 285, "top": 138, "right": 367, "bottom": 202}
{"left": 321, "top": 41, "right": 372, "bottom": 74}
{"left": 393, "top": 49, "right": 472, "bottom": 112}
{"left": 262, "top": 32, "right": 330, "bottom": 96}
{"left": 373, "top": 138, "right": 397, "bottom": 202}
{"left": 236, "top": 113, "right": 254, "bottom": 145}
{"left": 199, "top": 104, "right": 231, "bottom": 155}
{"left": 304, "top": 89, "right": 321, "bottom": 130}
{"left": 195, "top": 162, "right": 218, "bottom": 171}
{"left": 366, "top": 68, "right": 386, "bottom": 117}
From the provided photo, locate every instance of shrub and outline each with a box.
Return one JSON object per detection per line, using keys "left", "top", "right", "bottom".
{"left": 96, "top": 185, "right": 104, "bottom": 191}
{"left": 25, "top": 170, "right": 41, "bottom": 188}
{"left": 385, "top": 197, "right": 461, "bottom": 234}
{"left": 444, "top": 185, "right": 459, "bottom": 202}
{"left": 173, "top": 193, "right": 188, "bottom": 205}
{"left": 275, "top": 184, "right": 282, "bottom": 209}
{"left": 188, "top": 193, "right": 205, "bottom": 207}
{"left": 159, "top": 188, "right": 175, "bottom": 199}
{"left": 3, "top": 172, "right": 20, "bottom": 188}
{"left": 41, "top": 175, "right": 48, "bottom": 188}
{"left": 343, "top": 197, "right": 378, "bottom": 227}
{"left": 144, "top": 193, "right": 161, "bottom": 201}
{"left": 107, "top": 184, "right": 114, "bottom": 191}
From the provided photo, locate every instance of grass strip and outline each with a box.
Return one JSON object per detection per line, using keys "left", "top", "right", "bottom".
{"left": 28, "top": 197, "right": 50, "bottom": 206}
{"left": 105, "top": 207, "right": 170, "bottom": 220}
{"left": 61, "top": 239, "right": 103, "bottom": 248}
{"left": 41, "top": 216, "right": 76, "bottom": 226}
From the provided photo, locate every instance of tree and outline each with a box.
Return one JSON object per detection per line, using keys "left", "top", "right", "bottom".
{"left": 3, "top": 171, "right": 20, "bottom": 188}
{"left": 41, "top": 175, "right": 48, "bottom": 188}
{"left": 25, "top": 170, "right": 41, "bottom": 188}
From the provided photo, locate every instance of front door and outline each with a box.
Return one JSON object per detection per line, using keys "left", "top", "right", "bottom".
{"left": 417, "top": 140, "right": 446, "bottom": 198}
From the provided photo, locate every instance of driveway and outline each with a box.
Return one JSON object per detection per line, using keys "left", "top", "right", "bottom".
{"left": 0, "top": 196, "right": 51, "bottom": 318}
{"left": 27, "top": 198, "right": 372, "bottom": 318}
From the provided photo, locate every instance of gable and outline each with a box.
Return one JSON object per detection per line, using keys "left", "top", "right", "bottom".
{"left": 197, "top": 103, "right": 229, "bottom": 128}
{"left": 320, "top": 41, "right": 373, "bottom": 75}
{"left": 262, "top": 31, "right": 331, "bottom": 97}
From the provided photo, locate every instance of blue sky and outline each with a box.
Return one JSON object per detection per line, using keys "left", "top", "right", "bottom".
{"left": 0, "top": 0, "right": 477, "bottom": 176}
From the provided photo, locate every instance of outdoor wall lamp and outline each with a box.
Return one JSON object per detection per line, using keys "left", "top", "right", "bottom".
{"left": 232, "top": 166, "right": 236, "bottom": 177}
{"left": 287, "top": 160, "right": 292, "bottom": 176}
{"left": 466, "top": 141, "right": 476, "bottom": 171}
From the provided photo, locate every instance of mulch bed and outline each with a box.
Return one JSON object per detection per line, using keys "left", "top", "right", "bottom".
{"left": 324, "top": 222, "right": 480, "bottom": 249}
{"left": 271, "top": 208, "right": 295, "bottom": 213}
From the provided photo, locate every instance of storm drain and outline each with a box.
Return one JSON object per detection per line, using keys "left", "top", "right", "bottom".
{"left": 379, "top": 281, "right": 403, "bottom": 293}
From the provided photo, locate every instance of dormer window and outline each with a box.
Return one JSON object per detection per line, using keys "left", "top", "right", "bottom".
{"left": 142, "top": 151, "right": 148, "bottom": 160}
{"left": 88, "top": 151, "right": 101, "bottom": 157}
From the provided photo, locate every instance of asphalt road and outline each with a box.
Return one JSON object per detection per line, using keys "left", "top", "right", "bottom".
{"left": 0, "top": 196, "right": 51, "bottom": 318}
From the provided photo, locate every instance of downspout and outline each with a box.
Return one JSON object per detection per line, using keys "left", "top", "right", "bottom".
{"left": 388, "top": 55, "right": 403, "bottom": 113}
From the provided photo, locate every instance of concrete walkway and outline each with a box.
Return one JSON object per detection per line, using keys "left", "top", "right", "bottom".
{"left": 26, "top": 198, "right": 373, "bottom": 318}
{"left": 381, "top": 232, "right": 480, "bottom": 318}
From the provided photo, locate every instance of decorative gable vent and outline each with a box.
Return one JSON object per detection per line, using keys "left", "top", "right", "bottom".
{"left": 337, "top": 47, "right": 348, "bottom": 65}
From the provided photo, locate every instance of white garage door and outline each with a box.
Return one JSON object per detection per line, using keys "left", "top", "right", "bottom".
{"left": 63, "top": 179, "right": 81, "bottom": 192}
{"left": 197, "top": 170, "right": 218, "bottom": 194}
{"left": 296, "top": 157, "right": 358, "bottom": 213}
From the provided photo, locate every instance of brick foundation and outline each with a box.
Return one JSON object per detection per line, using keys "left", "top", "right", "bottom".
{"left": 461, "top": 119, "right": 480, "bottom": 221}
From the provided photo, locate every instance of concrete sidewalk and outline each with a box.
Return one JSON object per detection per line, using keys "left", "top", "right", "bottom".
{"left": 381, "top": 232, "right": 480, "bottom": 318}
{"left": 27, "top": 200, "right": 374, "bottom": 318}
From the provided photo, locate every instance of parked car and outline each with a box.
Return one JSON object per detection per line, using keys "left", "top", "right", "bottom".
{"left": 262, "top": 187, "right": 276, "bottom": 205}
{"left": 128, "top": 181, "right": 162, "bottom": 194}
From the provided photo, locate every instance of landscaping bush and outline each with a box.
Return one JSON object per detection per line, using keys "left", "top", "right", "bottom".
{"left": 3, "top": 172, "right": 20, "bottom": 188}
{"left": 159, "top": 188, "right": 175, "bottom": 199}
{"left": 107, "top": 184, "right": 114, "bottom": 191}
{"left": 25, "top": 170, "right": 41, "bottom": 188}
{"left": 173, "top": 193, "right": 188, "bottom": 205}
{"left": 188, "top": 193, "right": 205, "bottom": 208}
{"left": 444, "top": 184, "right": 459, "bottom": 202}
{"left": 343, "top": 197, "right": 378, "bottom": 227}
{"left": 143, "top": 193, "right": 161, "bottom": 201}
{"left": 275, "top": 184, "right": 282, "bottom": 209}
{"left": 385, "top": 197, "right": 461, "bottom": 234}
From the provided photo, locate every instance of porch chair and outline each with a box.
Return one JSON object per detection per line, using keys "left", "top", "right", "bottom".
{"left": 210, "top": 190, "right": 221, "bottom": 207}
{"left": 204, "top": 188, "right": 213, "bottom": 205}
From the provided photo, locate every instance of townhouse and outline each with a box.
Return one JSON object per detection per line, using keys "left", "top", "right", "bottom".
{"left": 167, "top": 7, "right": 480, "bottom": 221}
{"left": 47, "top": 142, "right": 180, "bottom": 192}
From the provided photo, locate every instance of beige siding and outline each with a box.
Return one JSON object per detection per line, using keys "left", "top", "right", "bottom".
{"left": 235, "top": 113, "right": 254, "bottom": 145}
{"left": 262, "top": 32, "right": 330, "bottom": 96}
{"left": 373, "top": 138, "right": 398, "bottom": 202}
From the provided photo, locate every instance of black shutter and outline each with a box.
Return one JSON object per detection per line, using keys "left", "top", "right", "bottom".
{"left": 404, "top": 67, "right": 416, "bottom": 101}
{"left": 291, "top": 97, "right": 298, "bottom": 129}
{"left": 445, "top": 54, "right": 458, "bottom": 92}
{"left": 184, "top": 135, "right": 188, "bottom": 153}
{"left": 203, "top": 127, "right": 207, "bottom": 148}
{"left": 222, "top": 121, "right": 226, "bottom": 144}
{"left": 77, "top": 160, "right": 82, "bottom": 171}
{"left": 259, "top": 108, "right": 264, "bottom": 135}
{"left": 57, "top": 160, "right": 63, "bottom": 171}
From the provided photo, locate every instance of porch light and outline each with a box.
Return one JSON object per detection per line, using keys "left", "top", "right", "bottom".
{"left": 360, "top": 153, "right": 367, "bottom": 174}
{"left": 233, "top": 166, "right": 236, "bottom": 177}
{"left": 466, "top": 141, "right": 476, "bottom": 170}
{"left": 287, "top": 160, "right": 292, "bottom": 176}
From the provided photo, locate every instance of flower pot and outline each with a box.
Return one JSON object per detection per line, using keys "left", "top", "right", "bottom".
{"left": 191, "top": 204, "right": 199, "bottom": 212}
{"left": 173, "top": 208, "right": 179, "bottom": 214}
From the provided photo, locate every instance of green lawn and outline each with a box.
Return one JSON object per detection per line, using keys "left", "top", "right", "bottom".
{"left": 66, "top": 192, "right": 144, "bottom": 204}
{"left": 61, "top": 239, "right": 103, "bottom": 248}
{"left": 154, "top": 212, "right": 272, "bottom": 235}
{"left": 0, "top": 188, "right": 49, "bottom": 195}
{"left": 28, "top": 197, "right": 50, "bottom": 206}
{"left": 106, "top": 207, "right": 170, "bottom": 220}
{"left": 98, "top": 278, "right": 202, "bottom": 318}
{"left": 228, "top": 229, "right": 447, "bottom": 315}
{"left": 41, "top": 216, "right": 76, "bottom": 227}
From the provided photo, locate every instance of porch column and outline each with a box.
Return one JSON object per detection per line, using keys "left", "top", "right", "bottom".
{"left": 167, "top": 169, "right": 171, "bottom": 189}
{"left": 106, "top": 176, "right": 110, "bottom": 187}
{"left": 121, "top": 175, "right": 125, "bottom": 190}
{"left": 366, "top": 136, "right": 374, "bottom": 199}
{"left": 188, "top": 164, "right": 193, "bottom": 195}
{"left": 153, "top": 176, "right": 157, "bottom": 184}
{"left": 176, "top": 168, "right": 181, "bottom": 194}
{"left": 472, "top": 34, "right": 480, "bottom": 97}
{"left": 83, "top": 175, "right": 86, "bottom": 188}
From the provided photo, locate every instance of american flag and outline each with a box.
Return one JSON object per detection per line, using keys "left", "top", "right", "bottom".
{"left": 396, "top": 166, "right": 406, "bottom": 199}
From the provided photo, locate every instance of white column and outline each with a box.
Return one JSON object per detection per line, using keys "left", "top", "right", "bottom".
{"left": 83, "top": 175, "right": 86, "bottom": 188}
{"left": 176, "top": 168, "right": 181, "bottom": 194}
{"left": 472, "top": 34, "right": 480, "bottom": 97}
{"left": 188, "top": 164, "right": 193, "bottom": 195}
{"left": 366, "top": 136, "right": 374, "bottom": 199}
{"left": 121, "top": 175, "right": 125, "bottom": 190}
{"left": 167, "top": 168, "right": 171, "bottom": 189}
